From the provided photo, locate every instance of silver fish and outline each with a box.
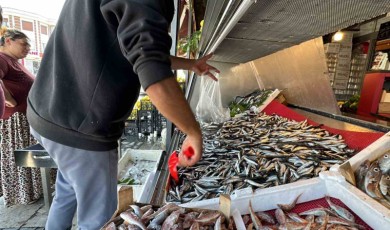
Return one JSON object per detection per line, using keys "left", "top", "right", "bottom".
{"left": 194, "top": 211, "right": 222, "bottom": 225}
{"left": 299, "top": 208, "right": 327, "bottom": 216}
{"left": 275, "top": 208, "right": 286, "bottom": 225}
{"left": 104, "top": 222, "right": 116, "bottom": 230}
{"left": 277, "top": 193, "right": 302, "bottom": 211}
{"left": 380, "top": 173, "right": 390, "bottom": 197}
{"left": 286, "top": 212, "right": 308, "bottom": 223}
{"left": 255, "top": 211, "right": 275, "bottom": 224}
{"left": 355, "top": 160, "right": 370, "bottom": 191}
{"left": 325, "top": 196, "right": 355, "bottom": 223}
{"left": 120, "top": 211, "right": 147, "bottom": 230}
{"left": 161, "top": 208, "right": 185, "bottom": 229}
{"left": 364, "top": 161, "right": 382, "bottom": 195}
{"left": 379, "top": 151, "right": 390, "bottom": 174}
{"left": 130, "top": 205, "right": 144, "bottom": 218}
{"left": 249, "top": 201, "right": 262, "bottom": 230}
{"left": 189, "top": 222, "right": 200, "bottom": 230}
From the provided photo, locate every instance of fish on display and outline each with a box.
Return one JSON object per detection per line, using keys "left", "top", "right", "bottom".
{"left": 243, "top": 194, "right": 366, "bottom": 229}
{"left": 168, "top": 111, "right": 355, "bottom": 203}
{"left": 379, "top": 151, "right": 390, "bottom": 174}
{"left": 103, "top": 203, "right": 234, "bottom": 230}
{"left": 355, "top": 150, "right": 390, "bottom": 209}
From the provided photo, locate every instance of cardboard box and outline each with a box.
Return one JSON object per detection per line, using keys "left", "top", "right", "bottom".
{"left": 378, "top": 102, "right": 390, "bottom": 113}
{"left": 101, "top": 185, "right": 134, "bottom": 229}
{"left": 231, "top": 171, "right": 390, "bottom": 230}
{"left": 336, "top": 58, "right": 351, "bottom": 71}
{"left": 335, "top": 69, "right": 350, "bottom": 80}
{"left": 333, "top": 78, "right": 349, "bottom": 89}
{"left": 275, "top": 94, "right": 287, "bottom": 105}
{"left": 324, "top": 43, "right": 340, "bottom": 53}
{"left": 381, "top": 90, "right": 390, "bottom": 103}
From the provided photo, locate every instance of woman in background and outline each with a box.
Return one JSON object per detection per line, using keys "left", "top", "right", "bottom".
{"left": 0, "top": 29, "right": 42, "bottom": 206}
{"left": 0, "top": 6, "right": 4, "bottom": 118}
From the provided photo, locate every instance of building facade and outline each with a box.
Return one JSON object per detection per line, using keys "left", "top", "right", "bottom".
{"left": 1, "top": 7, "right": 56, "bottom": 75}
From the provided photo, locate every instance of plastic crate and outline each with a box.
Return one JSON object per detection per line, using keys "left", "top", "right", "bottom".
{"left": 137, "top": 110, "right": 154, "bottom": 134}
{"left": 231, "top": 171, "right": 390, "bottom": 230}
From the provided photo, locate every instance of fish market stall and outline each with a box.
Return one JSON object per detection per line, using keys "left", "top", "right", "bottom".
{"left": 152, "top": 99, "right": 384, "bottom": 209}
{"left": 134, "top": 0, "right": 390, "bottom": 229}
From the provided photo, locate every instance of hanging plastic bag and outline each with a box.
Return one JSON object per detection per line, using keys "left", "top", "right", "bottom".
{"left": 196, "top": 74, "right": 230, "bottom": 124}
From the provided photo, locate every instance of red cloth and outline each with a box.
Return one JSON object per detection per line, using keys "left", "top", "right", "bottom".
{"left": 0, "top": 53, "right": 34, "bottom": 119}
{"left": 263, "top": 100, "right": 384, "bottom": 151}
{"left": 0, "top": 86, "right": 4, "bottom": 117}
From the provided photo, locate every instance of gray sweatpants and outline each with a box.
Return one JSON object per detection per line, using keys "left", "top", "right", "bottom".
{"left": 31, "top": 127, "right": 118, "bottom": 230}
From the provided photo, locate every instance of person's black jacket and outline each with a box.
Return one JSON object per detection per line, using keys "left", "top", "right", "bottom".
{"left": 27, "top": 0, "right": 174, "bottom": 151}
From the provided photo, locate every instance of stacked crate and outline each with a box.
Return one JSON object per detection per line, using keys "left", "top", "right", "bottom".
{"left": 137, "top": 101, "right": 154, "bottom": 135}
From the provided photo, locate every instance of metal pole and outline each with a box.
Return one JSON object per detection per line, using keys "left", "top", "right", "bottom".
{"left": 166, "top": 0, "right": 180, "bottom": 150}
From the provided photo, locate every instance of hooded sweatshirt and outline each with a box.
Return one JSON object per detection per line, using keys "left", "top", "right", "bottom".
{"left": 27, "top": 0, "right": 174, "bottom": 151}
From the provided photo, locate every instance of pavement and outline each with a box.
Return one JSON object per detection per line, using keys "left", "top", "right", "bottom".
{"left": 0, "top": 133, "right": 164, "bottom": 229}
{"left": 0, "top": 196, "right": 48, "bottom": 230}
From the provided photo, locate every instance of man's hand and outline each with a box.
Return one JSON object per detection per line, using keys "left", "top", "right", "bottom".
{"left": 190, "top": 53, "right": 220, "bottom": 81}
{"left": 170, "top": 53, "right": 220, "bottom": 81}
{"left": 178, "top": 132, "right": 203, "bottom": 167}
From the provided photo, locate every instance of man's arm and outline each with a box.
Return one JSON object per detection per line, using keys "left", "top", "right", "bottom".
{"left": 170, "top": 53, "right": 220, "bottom": 81}
{"left": 146, "top": 76, "right": 202, "bottom": 167}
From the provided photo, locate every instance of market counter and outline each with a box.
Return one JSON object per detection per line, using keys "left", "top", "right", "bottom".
{"left": 14, "top": 143, "right": 56, "bottom": 210}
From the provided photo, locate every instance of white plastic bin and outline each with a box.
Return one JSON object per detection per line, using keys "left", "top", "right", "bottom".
{"left": 117, "top": 149, "right": 164, "bottom": 202}
{"left": 231, "top": 171, "right": 390, "bottom": 230}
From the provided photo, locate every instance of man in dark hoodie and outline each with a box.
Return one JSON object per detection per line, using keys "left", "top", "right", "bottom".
{"left": 27, "top": 0, "right": 218, "bottom": 229}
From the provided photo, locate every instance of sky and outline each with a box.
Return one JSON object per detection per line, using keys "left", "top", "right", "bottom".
{"left": 1, "top": 0, "right": 66, "bottom": 20}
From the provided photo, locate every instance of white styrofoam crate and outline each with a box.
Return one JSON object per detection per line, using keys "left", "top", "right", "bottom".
{"left": 231, "top": 171, "right": 390, "bottom": 230}
{"left": 177, "top": 186, "right": 253, "bottom": 210}
{"left": 118, "top": 149, "right": 164, "bottom": 202}
{"left": 331, "top": 131, "right": 390, "bottom": 172}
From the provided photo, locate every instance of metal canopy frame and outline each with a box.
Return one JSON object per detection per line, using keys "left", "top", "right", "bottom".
{"left": 201, "top": 0, "right": 390, "bottom": 64}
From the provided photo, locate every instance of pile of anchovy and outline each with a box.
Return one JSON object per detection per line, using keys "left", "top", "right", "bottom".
{"left": 167, "top": 112, "right": 355, "bottom": 203}
{"left": 103, "top": 203, "right": 234, "bottom": 230}
{"left": 242, "top": 194, "right": 366, "bottom": 229}
{"left": 355, "top": 150, "right": 390, "bottom": 209}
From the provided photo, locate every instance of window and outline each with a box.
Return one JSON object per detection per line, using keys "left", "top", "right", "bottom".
{"left": 22, "top": 21, "right": 33, "bottom": 31}
{"left": 21, "top": 20, "right": 36, "bottom": 51}
{"left": 24, "top": 59, "right": 41, "bottom": 76}
{"left": 2, "top": 18, "right": 8, "bottom": 27}
{"left": 41, "top": 25, "right": 47, "bottom": 35}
